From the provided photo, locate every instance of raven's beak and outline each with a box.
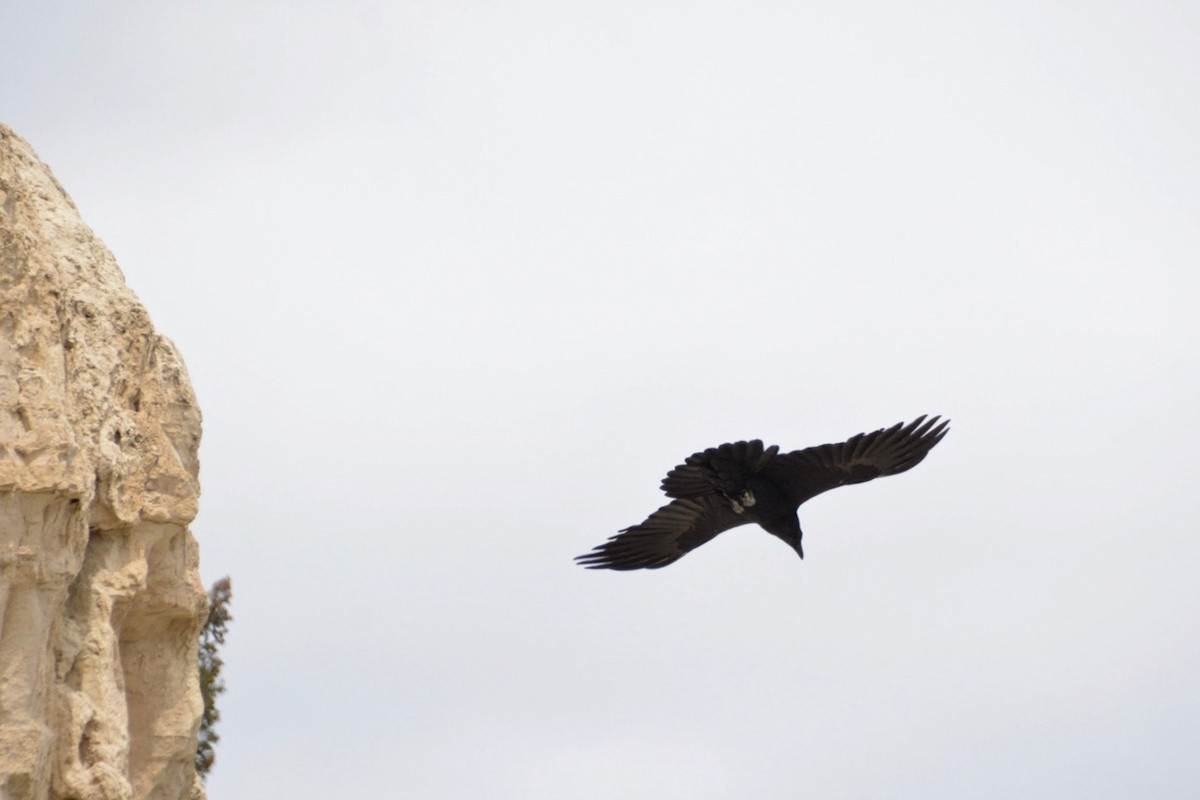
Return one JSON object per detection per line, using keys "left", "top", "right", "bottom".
{"left": 766, "top": 516, "right": 804, "bottom": 561}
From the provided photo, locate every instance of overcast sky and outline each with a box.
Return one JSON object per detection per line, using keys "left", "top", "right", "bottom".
{"left": 5, "top": 2, "right": 1200, "bottom": 797}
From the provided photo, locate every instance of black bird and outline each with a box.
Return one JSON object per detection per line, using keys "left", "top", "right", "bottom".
{"left": 576, "top": 415, "right": 949, "bottom": 570}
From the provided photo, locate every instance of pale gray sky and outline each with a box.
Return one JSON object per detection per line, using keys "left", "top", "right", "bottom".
{"left": 5, "top": 2, "right": 1200, "bottom": 797}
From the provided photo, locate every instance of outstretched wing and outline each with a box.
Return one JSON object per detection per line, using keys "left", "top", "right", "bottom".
{"left": 762, "top": 415, "right": 949, "bottom": 506}
{"left": 660, "top": 439, "right": 780, "bottom": 499}
{"left": 575, "top": 494, "right": 749, "bottom": 570}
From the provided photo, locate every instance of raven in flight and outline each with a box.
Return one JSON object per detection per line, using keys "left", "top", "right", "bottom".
{"left": 576, "top": 415, "right": 949, "bottom": 570}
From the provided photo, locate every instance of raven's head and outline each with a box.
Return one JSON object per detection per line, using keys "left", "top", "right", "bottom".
{"left": 761, "top": 514, "right": 804, "bottom": 560}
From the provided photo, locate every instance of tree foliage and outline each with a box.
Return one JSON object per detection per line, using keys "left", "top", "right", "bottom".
{"left": 196, "top": 576, "right": 232, "bottom": 780}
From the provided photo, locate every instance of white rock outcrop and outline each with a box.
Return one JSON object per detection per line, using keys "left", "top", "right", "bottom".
{"left": 0, "top": 126, "right": 207, "bottom": 800}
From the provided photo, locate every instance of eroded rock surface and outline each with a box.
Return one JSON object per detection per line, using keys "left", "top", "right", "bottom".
{"left": 0, "top": 125, "right": 207, "bottom": 800}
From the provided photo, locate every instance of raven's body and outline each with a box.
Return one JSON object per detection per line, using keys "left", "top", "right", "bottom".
{"left": 576, "top": 415, "right": 949, "bottom": 570}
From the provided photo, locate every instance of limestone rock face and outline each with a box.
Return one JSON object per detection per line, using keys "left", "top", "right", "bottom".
{"left": 0, "top": 126, "right": 207, "bottom": 800}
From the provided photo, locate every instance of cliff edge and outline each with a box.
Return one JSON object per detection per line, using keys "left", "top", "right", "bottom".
{"left": 0, "top": 126, "right": 207, "bottom": 800}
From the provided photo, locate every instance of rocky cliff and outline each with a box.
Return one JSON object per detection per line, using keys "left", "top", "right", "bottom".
{"left": 0, "top": 126, "right": 207, "bottom": 800}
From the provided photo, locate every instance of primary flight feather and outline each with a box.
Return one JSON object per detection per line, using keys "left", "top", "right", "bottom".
{"left": 576, "top": 415, "right": 949, "bottom": 570}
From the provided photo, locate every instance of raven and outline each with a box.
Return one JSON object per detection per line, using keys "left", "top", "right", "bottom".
{"left": 575, "top": 415, "right": 949, "bottom": 570}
